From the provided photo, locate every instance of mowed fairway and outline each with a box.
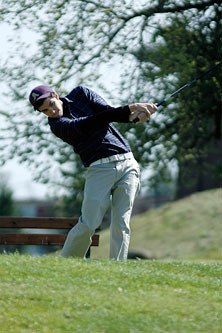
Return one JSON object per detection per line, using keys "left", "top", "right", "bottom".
{"left": 0, "top": 255, "right": 221, "bottom": 333}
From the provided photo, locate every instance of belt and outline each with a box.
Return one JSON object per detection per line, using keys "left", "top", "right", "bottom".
{"left": 89, "top": 152, "right": 133, "bottom": 167}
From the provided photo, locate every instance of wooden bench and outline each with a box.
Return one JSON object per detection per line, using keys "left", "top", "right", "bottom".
{"left": 0, "top": 216, "right": 100, "bottom": 256}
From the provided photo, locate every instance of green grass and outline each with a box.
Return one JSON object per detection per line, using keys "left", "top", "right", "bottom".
{"left": 1, "top": 189, "right": 222, "bottom": 332}
{"left": 0, "top": 255, "right": 221, "bottom": 333}
{"left": 93, "top": 189, "right": 222, "bottom": 260}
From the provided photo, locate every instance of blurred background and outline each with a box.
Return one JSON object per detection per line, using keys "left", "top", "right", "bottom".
{"left": 0, "top": 0, "right": 221, "bottom": 258}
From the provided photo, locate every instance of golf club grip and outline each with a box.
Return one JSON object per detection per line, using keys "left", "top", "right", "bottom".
{"left": 132, "top": 102, "right": 162, "bottom": 123}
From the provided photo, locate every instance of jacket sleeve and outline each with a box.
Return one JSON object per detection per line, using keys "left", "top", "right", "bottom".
{"left": 68, "top": 85, "right": 131, "bottom": 119}
{"left": 49, "top": 105, "right": 131, "bottom": 140}
{"left": 49, "top": 86, "right": 131, "bottom": 138}
{"left": 77, "top": 104, "right": 131, "bottom": 129}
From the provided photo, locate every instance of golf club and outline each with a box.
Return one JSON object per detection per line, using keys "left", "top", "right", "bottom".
{"left": 133, "top": 61, "right": 222, "bottom": 123}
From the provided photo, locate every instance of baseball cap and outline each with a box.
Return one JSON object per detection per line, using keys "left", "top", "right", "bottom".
{"left": 29, "top": 85, "right": 54, "bottom": 109}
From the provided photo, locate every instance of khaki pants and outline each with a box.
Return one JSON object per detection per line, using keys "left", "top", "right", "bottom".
{"left": 61, "top": 155, "right": 140, "bottom": 260}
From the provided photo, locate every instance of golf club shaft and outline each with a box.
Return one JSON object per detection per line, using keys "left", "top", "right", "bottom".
{"left": 133, "top": 61, "right": 222, "bottom": 122}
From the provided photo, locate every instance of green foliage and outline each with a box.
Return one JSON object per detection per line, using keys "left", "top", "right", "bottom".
{"left": 0, "top": 255, "right": 221, "bottom": 333}
{"left": 54, "top": 158, "right": 85, "bottom": 216}
{"left": 127, "top": 6, "right": 222, "bottom": 196}
{"left": 0, "top": 1, "right": 221, "bottom": 201}
{"left": 147, "top": 166, "right": 177, "bottom": 197}
{"left": 0, "top": 177, "right": 15, "bottom": 215}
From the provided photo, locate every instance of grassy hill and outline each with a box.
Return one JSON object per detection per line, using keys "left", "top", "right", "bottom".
{"left": 0, "top": 255, "right": 221, "bottom": 333}
{"left": 92, "top": 189, "right": 222, "bottom": 260}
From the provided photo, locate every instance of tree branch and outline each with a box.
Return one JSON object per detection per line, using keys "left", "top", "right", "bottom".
{"left": 0, "top": 110, "right": 10, "bottom": 118}
{"left": 134, "top": 0, "right": 221, "bottom": 18}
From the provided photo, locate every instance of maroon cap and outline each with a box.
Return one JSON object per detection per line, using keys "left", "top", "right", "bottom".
{"left": 29, "top": 85, "right": 54, "bottom": 109}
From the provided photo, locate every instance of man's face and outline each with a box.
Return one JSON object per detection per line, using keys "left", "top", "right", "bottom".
{"left": 38, "top": 93, "right": 63, "bottom": 118}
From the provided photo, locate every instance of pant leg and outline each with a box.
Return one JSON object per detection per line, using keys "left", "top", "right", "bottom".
{"left": 61, "top": 216, "right": 94, "bottom": 258}
{"left": 61, "top": 163, "right": 115, "bottom": 258}
{"left": 110, "top": 158, "right": 140, "bottom": 260}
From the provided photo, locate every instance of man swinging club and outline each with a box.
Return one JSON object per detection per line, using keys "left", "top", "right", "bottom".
{"left": 29, "top": 85, "right": 157, "bottom": 260}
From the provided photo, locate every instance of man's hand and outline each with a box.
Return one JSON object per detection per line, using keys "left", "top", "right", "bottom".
{"left": 129, "top": 103, "right": 158, "bottom": 123}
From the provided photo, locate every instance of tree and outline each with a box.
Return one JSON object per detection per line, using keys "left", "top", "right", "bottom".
{"left": 0, "top": 0, "right": 221, "bottom": 203}
{"left": 132, "top": 6, "right": 222, "bottom": 197}
{"left": 54, "top": 158, "right": 85, "bottom": 216}
{"left": 0, "top": 176, "right": 15, "bottom": 215}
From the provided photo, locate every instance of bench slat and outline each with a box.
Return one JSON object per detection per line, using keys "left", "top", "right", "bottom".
{"left": 0, "top": 234, "right": 99, "bottom": 246}
{"left": 0, "top": 217, "right": 78, "bottom": 229}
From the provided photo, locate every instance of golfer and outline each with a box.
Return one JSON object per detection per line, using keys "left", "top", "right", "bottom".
{"left": 29, "top": 85, "right": 157, "bottom": 259}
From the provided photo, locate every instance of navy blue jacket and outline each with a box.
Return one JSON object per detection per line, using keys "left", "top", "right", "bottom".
{"left": 48, "top": 86, "right": 131, "bottom": 167}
